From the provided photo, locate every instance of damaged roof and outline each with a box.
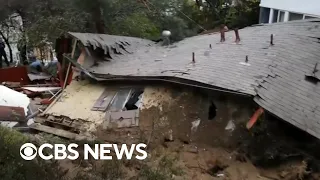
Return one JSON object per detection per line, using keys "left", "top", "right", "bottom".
{"left": 68, "top": 19, "right": 320, "bottom": 139}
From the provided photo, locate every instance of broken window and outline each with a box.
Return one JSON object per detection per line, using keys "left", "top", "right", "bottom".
{"left": 125, "top": 89, "right": 144, "bottom": 110}
{"left": 92, "top": 87, "right": 144, "bottom": 112}
{"left": 108, "top": 88, "right": 132, "bottom": 112}
{"left": 101, "top": 87, "right": 144, "bottom": 129}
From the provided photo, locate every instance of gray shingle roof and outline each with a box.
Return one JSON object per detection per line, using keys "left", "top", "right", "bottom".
{"left": 69, "top": 19, "right": 320, "bottom": 139}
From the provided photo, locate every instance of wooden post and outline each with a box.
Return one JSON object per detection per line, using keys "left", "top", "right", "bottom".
{"left": 63, "top": 39, "right": 77, "bottom": 89}
{"left": 192, "top": 52, "right": 195, "bottom": 63}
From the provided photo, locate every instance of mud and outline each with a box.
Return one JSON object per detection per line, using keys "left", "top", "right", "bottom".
{"left": 138, "top": 86, "right": 255, "bottom": 150}
{"left": 92, "top": 85, "right": 320, "bottom": 180}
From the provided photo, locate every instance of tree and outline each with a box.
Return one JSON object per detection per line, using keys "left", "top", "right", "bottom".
{"left": 0, "top": 0, "right": 260, "bottom": 58}
{"left": 73, "top": 0, "right": 107, "bottom": 33}
{"left": 225, "top": 0, "right": 260, "bottom": 29}
{"left": 23, "top": 0, "right": 90, "bottom": 46}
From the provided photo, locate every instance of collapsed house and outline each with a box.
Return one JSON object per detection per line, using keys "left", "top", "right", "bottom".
{"left": 33, "top": 19, "right": 319, "bottom": 146}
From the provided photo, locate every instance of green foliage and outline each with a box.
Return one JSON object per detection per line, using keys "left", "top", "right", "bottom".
{"left": 74, "top": 159, "right": 124, "bottom": 180}
{"left": 0, "top": 127, "right": 65, "bottom": 180}
{"left": 139, "top": 155, "right": 183, "bottom": 180}
{"left": 0, "top": 0, "right": 260, "bottom": 50}
{"left": 110, "top": 12, "right": 160, "bottom": 39}
{"left": 225, "top": 0, "right": 260, "bottom": 29}
{"left": 24, "top": 0, "right": 90, "bottom": 46}
{"left": 159, "top": 16, "right": 197, "bottom": 42}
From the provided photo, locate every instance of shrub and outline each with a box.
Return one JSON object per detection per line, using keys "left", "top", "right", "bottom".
{"left": 0, "top": 127, "right": 66, "bottom": 180}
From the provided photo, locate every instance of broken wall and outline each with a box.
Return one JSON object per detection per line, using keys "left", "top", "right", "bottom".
{"left": 139, "top": 86, "right": 256, "bottom": 149}
{"left": 44, "top": 80, "right": 107, "bottom": 135}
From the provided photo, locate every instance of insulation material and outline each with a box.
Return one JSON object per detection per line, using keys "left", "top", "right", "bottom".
{"left": 45, "top": 80, "right": 106, "bottom": 123}
{"left": 104, "top": 110, "right": 139, "bottom": 129}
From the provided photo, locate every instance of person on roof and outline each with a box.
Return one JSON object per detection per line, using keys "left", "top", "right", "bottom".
{"left": 0, "top": 38, "right": 9, "bottom": 68}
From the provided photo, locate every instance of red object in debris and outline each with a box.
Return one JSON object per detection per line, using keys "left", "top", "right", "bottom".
{"left": 0, "top": 66, "right": 30, "bottom": 85}
{"left": 57, "top": 62, "right": 73, "bottom": 88}
{"left": 0, "top": 105, "right": 26, "bottom": 122}
{"left": 246, "top": 107, "right": 264, "bottom": 129}
{"left": 40, "top": 98, "right": 53, "bottom": 105}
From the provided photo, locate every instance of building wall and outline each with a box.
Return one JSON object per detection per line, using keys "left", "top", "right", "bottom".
{"left": 259, "top": 0, "right": 320, "bottom": 24}
{"left": 260, "top": 0, "right": 320, "bottom": 16}
{"left": 139, "top": 86, "right": 256, "bottom": 149}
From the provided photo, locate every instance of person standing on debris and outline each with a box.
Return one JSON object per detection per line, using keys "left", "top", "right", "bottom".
{"left": 0, "top": 38, "right": 9, "bottom": 68}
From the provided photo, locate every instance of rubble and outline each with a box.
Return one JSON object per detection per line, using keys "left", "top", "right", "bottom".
{"left": 1, "top": 24, "right": 320, "bottom": 180}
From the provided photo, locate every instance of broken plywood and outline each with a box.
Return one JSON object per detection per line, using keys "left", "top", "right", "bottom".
{"left": 91, "top": 88, "right": 116, "bottom": 111}
{"left": 104, "top": 110, "right": 139, "bottom": 129}
{"left": 45, "top": 80, "right": 106, "bottom": 123}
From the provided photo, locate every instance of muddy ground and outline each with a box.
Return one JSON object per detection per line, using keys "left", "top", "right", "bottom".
{"left": 54, "top": 134, "right": 320, "bottom": 180}
{"left": 93, "top": 86, "right": 320, "bottom": 180}
{"left": 33, "top": 85, "right": 320, "bottom": 180}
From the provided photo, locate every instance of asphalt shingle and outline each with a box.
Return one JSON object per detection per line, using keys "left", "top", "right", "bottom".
{"left": 69, "top": 19, "right": 320, "bottom": 139}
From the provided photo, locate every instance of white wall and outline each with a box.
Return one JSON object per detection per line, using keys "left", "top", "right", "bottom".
{"left": 260, "top": 0, "right": 320, "bottom": 16}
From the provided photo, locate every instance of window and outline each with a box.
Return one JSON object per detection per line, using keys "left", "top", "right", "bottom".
{"left": 92, "top": 87, "right": 144, "bottom": 112}
{"left": 289, "top": 12, "right": 303, "bottom": 21}
{"left": 278, "top": 11, "right": 285, "bottom": 22}
{"left": 273, "top": 10, "right": 279, "bottom": 23}
{"left": 305, "top": 16, "right": 317, "bottom": 19}
{"left": 259, "top": 7, "right": 270, "bottom": 23}
{"left": 108, "top": 88, "right": 132, "bottom": 112}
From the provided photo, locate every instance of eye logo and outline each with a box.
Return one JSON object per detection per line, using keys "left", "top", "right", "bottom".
{"left": 20, "top": 143, "right": 37, "bottom": 160}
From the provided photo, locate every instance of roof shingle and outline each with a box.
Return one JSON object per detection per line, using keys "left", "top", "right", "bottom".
{"left": 69, "top": 19, "right": 320, "bottom": 139}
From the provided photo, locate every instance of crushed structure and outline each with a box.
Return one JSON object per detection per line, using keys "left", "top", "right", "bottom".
{"left": 2, "top": 19, "right": 319, "bottom": 144}
{"left": 60, "top": 19, "right": 320, "bottom": 140}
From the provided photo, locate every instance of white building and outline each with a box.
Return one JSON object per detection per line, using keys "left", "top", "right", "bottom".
{"left": 259, "top": 0, "right": 320, "bottom": 24}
